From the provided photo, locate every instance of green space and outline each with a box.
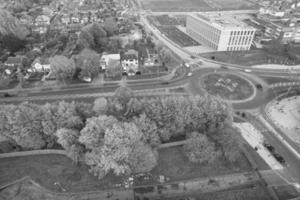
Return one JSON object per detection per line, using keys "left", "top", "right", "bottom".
{"left": 201, "top": 49, "right": 300, "bottom": 66}
{"left": 0, "top": 154, "right": 122, "bottom": 192}
{"left": 260, "top": 76, "right": 300, "bottom": 85}
{"left": 202, "top": 73, "right": 254, "bottom": 101}
{"left": 0, "top": 87, "right": 252, "bottom": 193}
{"left": 152, "top": 145, "right": 251, "bottom": 182}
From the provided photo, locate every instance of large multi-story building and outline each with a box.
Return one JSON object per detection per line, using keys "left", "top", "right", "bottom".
{"left": 186, "top": 13, "right": 256, "bottom": 51}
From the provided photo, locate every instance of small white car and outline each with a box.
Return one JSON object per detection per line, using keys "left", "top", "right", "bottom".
{"left": 244, "top": 69, "right": 252, "bottom": 73}
{"left": 187, "top": 72, "right": 193, "bottom": 77}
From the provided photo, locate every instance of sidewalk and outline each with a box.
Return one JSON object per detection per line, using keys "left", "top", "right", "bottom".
{"left": 234, "top": 122, "right": 283, "bottom": 170}
{"left": 252, "top": 64, "right": 300, "bottom": 70}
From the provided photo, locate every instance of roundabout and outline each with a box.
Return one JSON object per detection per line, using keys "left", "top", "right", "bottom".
{"left": 200, "top": 72, "right": 256, "bottom": 103}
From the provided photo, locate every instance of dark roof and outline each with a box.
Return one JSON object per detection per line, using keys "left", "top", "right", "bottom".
{"left": 5, "top": 56, "right": 24, "bottom": 65}
{"left": 121, "top": 49, "right": 138, "bottom": 60}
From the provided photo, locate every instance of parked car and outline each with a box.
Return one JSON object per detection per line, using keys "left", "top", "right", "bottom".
{"left": 187, "top": 72, "right": 193, "bottom": 77}
{"left": 273, "top": 153, "right": 285, "bottom": 164}
{"left": 244, "top": 69, "right": 252, "bottom": 73}
{"left": 263, "top": 142, "right": 275, "bottom": 152}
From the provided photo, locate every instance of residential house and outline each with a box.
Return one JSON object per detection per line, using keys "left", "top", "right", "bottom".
{"left": 4, "top": 56, "right": 25, "bottom": 75}
{"left": 5, "top": 56, "right": 25, "bottom": 69}
{"left": 121, "top": 49, "right": 139, "bottom": 76}
{"left": 33, "top": 15, "right": 51, "bottom": 34}
{"left": 28, "top": 57, "right": 51, "bottom": 73}
{"left": 100, "top": 54, "right": 121, "bottom": 70}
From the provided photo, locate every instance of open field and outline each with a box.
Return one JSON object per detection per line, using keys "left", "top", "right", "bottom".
{"left": 140, "top": 0, "right": 256, "bottom": 11}
{"left": 202, "top": 73, "right": 254, "bottom": 101}
{"left": 0, "top": 154, "right": 124, "bottom": 192}
{"left": 151, "top": 145, "right": 252, "bottom": 182}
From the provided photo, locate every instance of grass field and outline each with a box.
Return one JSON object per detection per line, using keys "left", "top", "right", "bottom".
{"left": 151, "top": 145, "right": 252, "bottom": 182}
{"left": 140, "top": 0, "right": 256, "bottom": 11}
{"left": 202, "top": 73, "right": 254, "bottom": 101}
{"left": 0, "top": 154, "right": 124, "bottom": 192}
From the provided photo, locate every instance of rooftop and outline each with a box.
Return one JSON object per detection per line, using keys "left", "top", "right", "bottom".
{"left": 191, "top": 13, "right": 255, "bottom": 30}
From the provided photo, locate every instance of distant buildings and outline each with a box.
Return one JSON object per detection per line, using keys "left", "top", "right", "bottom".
{"left": 186, "top": 13, "right": 256, "bottom": 51}
{"left": 252, "top": 0, "right": 300, "bottom": 44}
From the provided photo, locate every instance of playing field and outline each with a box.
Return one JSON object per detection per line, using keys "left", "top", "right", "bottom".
{"left": 140, "top": 0, "right": 256, "bottom": 11}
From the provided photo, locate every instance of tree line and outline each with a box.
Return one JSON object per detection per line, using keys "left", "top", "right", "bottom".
{"left": 0, "top": 87, "right": 241, "bottom": 179}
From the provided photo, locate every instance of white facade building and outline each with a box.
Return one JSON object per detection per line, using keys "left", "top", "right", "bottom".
{"left": 187, "top": 13, "right": 256, "bottom": 51}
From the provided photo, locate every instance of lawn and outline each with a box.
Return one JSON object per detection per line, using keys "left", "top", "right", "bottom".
{"left": 156, "top": 26, "right": 199, "bottom": 47}
{"left": 151, "top": 145, "right": 252, "bottom": 182}
{"left": 0, "top": 154, "right": 125, "bottom": 192}
{"left": 200, "top": 50, "right": 300, "bottom": 66}
{"left": 202, "top": 73, "right": 254, "bottom": 101}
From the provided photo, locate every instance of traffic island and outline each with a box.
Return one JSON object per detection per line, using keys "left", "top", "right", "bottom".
{"left": 201, "top": 72, "right": 256, "bottom": 102}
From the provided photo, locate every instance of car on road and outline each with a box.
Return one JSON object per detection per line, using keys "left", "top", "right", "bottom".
{"left": 161, "top": 81, "right": 169, "bottom": 85}
{"left": 221, "top": 65, "right": 228, "bottom": 69}
{"left": 187, "top": 72, "right": 193, "bottom": 77}
{"left": 244, "top": 69, "right": 252, "bottom": 73}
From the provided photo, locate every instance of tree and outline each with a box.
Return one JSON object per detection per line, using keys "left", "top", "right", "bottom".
{"left": 74, "top": 48, "right": 100, "bottom": 80}
{"left": 184, "top": 132, "right": 220, "bottom": 164}
{"left": 129, "top": 142, "right": 158, "bottom": 173}
{"left": 78, "top": 30, "right": 94, "bottom": 49}
{"left": 133, "top": 114, "right": 160, "bottom": 147}
{"left": 84, "top": 121, "right": 158, "bottom": 178}
{"left": 78, "top": 23, "right": 107, "bottom": 51}
{"left": 0, "top": 35, "right": 26, "bottom": 53}
{"left": 157, "top": 47, "right": 172, "bottom": 66}
{"left": 0, "top": 102, "right": 45, "bottom": 150}
{"left": 93, "top": 97, "right": 108, "bottom": 115}
{"left": 55, "top": 128, "right": 79, "bottom": 150}
{"left": 212, "top": 126, "right": 241, "bottom": 162}
{"left": 103, "top": 17, "right": 118, "bottom": 36}
{"left": 114, "top": 86, "right": 134, "bottom": 107}
{"left": 79, "top": 115, "right": 118, "bottom": 149}
{"left": 49, "top": 55, "right": 76, "bottom": 83}
{"left": 107, "top": 38, "right": 122, "bottom": 53}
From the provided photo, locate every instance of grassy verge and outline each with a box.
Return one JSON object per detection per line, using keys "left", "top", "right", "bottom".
{"left": 200, "top": 50, "right": 300, "bottom": 66}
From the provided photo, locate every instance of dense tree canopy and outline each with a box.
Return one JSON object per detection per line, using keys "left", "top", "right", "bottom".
{"left": 78, "top": 23, "right": 107, "bottom": 51}
{"left": 74, "top": 48, "right": 100, "bottom": 80}
{"left": 49, "top": 55, "right": 76, "bottom": 83}
{"left": 0, "top": 90, "right": 238, "bottom": 179}
{"left": 184, "top": 132, "right": 221, "bottom": 164}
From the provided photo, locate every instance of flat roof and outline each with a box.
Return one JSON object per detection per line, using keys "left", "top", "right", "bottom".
{"left": 190, "top": 13, "right": 255, "bottom": 30}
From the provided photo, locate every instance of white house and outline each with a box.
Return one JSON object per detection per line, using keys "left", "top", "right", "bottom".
{"left": 28, "top": 57, "right": 51, "bottom": 73}
{"left": 100, "top": 54, "right": 121, "bottom": 70}
{"left": 121, "top": 49, "right": 139, "bottom": 76}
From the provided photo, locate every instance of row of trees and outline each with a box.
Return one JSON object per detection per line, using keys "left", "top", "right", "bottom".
{"left": 49, "top": 48, "right": 101, "bottom": 82}
{"left": 0, "top": 87, "right": 240, "bottom": 179}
